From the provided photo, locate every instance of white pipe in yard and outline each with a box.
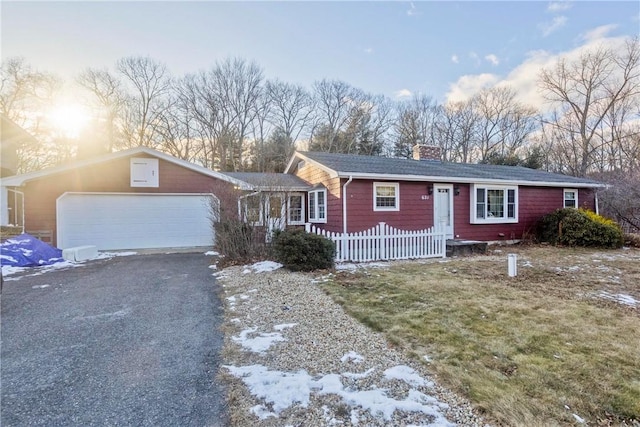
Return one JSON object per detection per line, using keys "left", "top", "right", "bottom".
{"left": 508, "top": 254, "right": 518, "bottom": 277}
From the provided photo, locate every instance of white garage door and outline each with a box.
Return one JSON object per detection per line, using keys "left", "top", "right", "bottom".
{"left": 57, "top": 193, "right": 215, "bottom": 250}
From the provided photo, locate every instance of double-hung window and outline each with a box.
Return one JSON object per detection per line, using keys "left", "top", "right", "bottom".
{"left": 308, "top": 189, "right": 327, "bottom": 223}
{"left": 288, "top": 194, "right": 305, "bottom": 224}
{"left": 564, "top": 189, "right": 578, "bottom": 208}
{"left": 373, "top": 182, "right": 399, "bottom": 211}
{"left": 471, "top": 185, "right": 518, "bottom": 223}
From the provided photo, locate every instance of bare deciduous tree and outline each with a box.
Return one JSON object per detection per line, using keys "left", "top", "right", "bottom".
{"left": 393, "top": 94, "right": 439, "bottom": 158}
{"left": 117, "top": 56, "right": 171, "bottom": 148}
{"left": 538, "top": 38, "right": 640, "bottom": 177}
{"left": 77, "top": 68, "right": 126, "bottom": 153}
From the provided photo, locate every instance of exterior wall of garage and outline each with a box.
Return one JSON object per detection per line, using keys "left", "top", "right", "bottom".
{"left": 20, "top": 154, "right": 234, "bottom": 246}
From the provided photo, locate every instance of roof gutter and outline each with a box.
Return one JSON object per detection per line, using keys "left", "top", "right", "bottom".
{"left": 332, "top": 172, "right": 605, "bottom": 188}
{"left": 343, "top": 175, "right": 353, "bottom": 234}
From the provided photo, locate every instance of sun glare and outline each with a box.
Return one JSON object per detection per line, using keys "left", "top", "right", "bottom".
{"left": 48, "top": 104, "right": 90, "bottom": 138}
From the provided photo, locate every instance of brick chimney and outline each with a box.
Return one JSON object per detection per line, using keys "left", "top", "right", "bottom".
{"left": 412, "top": 144, "right": 441, "bottom": 161}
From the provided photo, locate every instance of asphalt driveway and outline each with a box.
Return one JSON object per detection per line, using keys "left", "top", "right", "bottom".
{"left": 1, "top": 252, "right": 228, "bottom": 426}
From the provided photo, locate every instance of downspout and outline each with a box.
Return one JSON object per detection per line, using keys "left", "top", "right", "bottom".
{"left": 342, "top": 176, "right": 353, "bottom": 234}
{"left": 595, "top": 190, "right": 599, "bottom": 215}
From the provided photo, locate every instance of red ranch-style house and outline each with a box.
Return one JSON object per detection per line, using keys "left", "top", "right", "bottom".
{"left": 1, "top": 144, "right": 603, "bottom": 252}
{"left": 278, "top": 146, "right": 604, "bottom": 242}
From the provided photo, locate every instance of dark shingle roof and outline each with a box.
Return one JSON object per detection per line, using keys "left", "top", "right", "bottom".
{"left": 298, "top": 151, "right": 603, "bottom": 187}
{"left": 221, "top": 172, "right": 312, "bottom": 191}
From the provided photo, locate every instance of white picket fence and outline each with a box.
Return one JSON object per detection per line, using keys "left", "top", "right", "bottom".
{"left": 305, "top": 222, "right": 447, "bottom": 262}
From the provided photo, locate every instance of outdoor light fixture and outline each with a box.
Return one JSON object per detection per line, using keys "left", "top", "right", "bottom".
{"left": 428, "top": 184, "right": 433, "bottom": 195}
{"left": 454, "top": 186, "right": 460, "bottom": 196}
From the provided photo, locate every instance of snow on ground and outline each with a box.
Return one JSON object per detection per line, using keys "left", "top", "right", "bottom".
{"left": 384, "top": 365, "right": 434, "bottom": 388}
{"left": 204, "top": 250, "right": 219, "bottom": 256}
{"left": 335, "top": 262, "right": 390, "bottom": 272}
{"left": 224, "top": 362, "right": 453, "bottom": 425}
{"left": 232, "top": 327, "right": 288, "bottom": 353}
{"left": 2, "top": 251, "right": 138, "bottom": 279}
{"left": 596, "top": 291, "right": 638, "bottom": 307}
{"left": 242, "top": 261, "right": 283, "bottom": 274}
{"left": 340, "top": 351, "right": 364, "bottom": 364}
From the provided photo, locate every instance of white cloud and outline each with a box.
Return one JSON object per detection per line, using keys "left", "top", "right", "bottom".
{"left": 547, "top": 1, "right": 572, "bottom": 13}
{"left": 485, "top": 54, "right": 500, "bottom": 66}
{"left": 407, "top": 2, "right": 418, "bottom": 16}
{"left": 446, "top": 73, "right": 498, "bottom": 103}
{"left": 364, "top": 47, "right": 374, "bottom": 54}
{"left": 445, "top": 29, "right": 632, "bottom": 112}
{"left": 540, "top": 15, "right": 568, "bottom": 37}
{"left": 581, "top": 24, "right": 618, "bottom": 42}
{"left": 394, "top": 89, "right": 413, "bottom": 99}
{"left": 451, "top": 54, "right": 459, "bottom": 64}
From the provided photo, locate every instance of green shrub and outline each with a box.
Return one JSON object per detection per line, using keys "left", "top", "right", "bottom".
{"left": 538, "top": 208, "right": 623, "bottom": 248}
{"left": 272, "top": 228, "right": 335, "bottom": 271}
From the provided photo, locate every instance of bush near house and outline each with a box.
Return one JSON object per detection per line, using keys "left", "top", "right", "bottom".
{"left": 539, "top": 208, "right": 624, "bottom": 248}
{"left": 272, "top": 228, "right": 335, "bottom": 271}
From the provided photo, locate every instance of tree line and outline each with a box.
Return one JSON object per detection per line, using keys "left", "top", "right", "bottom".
{"left": 1, "top": 37, "right": 638, "bottom": 180}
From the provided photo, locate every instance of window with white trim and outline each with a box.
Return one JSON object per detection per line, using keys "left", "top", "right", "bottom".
{"left": 373, "top": 182, "right": 400, "bottom": 211}
{"left": 471, "top": 185, "right": 518, "bottom": 223}
{"left": 308, "top": 189, "right": 327, "bottom": 223}
{"left": 288, "top": 194, "right": 304, "bottom": 224}
{"left": 243, "top": 195, "right": 262, "bottom": 225}
{"left": 564, "top": 189, "right": 578, "bottom": 208}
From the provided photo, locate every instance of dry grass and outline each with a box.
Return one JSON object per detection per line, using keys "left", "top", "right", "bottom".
{"left": 322, "top": 245, "right": 640, "bottom": 426}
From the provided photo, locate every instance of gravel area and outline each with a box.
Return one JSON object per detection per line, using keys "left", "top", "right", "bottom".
{"left": 216, "top": 262, "right": 491, "bottom": 427}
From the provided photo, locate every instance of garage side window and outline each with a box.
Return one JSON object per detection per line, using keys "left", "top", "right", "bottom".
{"left": 131, "top": 158, "right": 159, "bottom": 187}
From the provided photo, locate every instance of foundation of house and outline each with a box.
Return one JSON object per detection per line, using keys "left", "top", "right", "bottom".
{"left": 446, "top": 239, "right": 488, "bottom": 257}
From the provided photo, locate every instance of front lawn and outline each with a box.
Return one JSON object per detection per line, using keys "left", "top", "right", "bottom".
{"left": 322, "top": 245, "right": 640, "bottom": 426}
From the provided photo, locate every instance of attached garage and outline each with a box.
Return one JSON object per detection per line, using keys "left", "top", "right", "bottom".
{"left": 1, "top": 147, "right": 251, "bottom": 251}
{"left": 57, "top": 193, "right": 215, "bottom": 250}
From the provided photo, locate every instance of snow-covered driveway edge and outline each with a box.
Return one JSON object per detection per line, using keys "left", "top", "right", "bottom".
{"left": 216, "top": 262, "right": 489, "bottom": 427}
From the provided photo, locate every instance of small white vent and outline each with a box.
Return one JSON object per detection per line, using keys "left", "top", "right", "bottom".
{"left": 130, "top": 158, "right": 159, "bottom": 187}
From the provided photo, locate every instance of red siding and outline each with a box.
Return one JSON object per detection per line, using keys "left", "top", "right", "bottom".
{"left": 453, "top": 186, "right": 596, "bottom": 241}
{"left": 291, "top": 167, "right": 598, "bottom": 242}
{"left": 344, "top": 180, "right": 433, "bottom": 232}
{"left": 22, "top": 155, "right": 234, "bottom": 245}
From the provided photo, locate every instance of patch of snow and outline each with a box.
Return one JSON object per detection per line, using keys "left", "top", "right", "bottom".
{"left": 250, "top": 404, "right": 277, "bottom": 420}
{"left": 573, "top": 413, "right": 585, "bottom": 424}
{"left": 243, "top": 261, "right": 283, "bottom": 274}
{"left": 342, "top": 368, "right": 375, "bottom": 379}
{"left": 597, "top": 291, "right": 638, "bottom": 307}
{"left": 96, "top": 251, "right": 138, "bottom": 258}
{"left": 273, "top": 323, "right": 297, "bottom": 331}
{"left": 224, "top": 365, "right": 315, "bottom": 415}
{"left": 522, "top": 261, "right": 533, "bottom": 267}
{"left": 31, "top": 284, "right": 51, "bottom": 289}
{"left": 2, "top": 260, "right": 82, "bottom": 279}
{"left": 384, "top": 365, "right": 434, "bottom": 388}
{"left": 423, "top": 355, "right": 432, "bottom": 363}
{"left": 232, "top": 327, "right": 287, "bottom": 353}
{"left": 208, "top": 264, "right": 217, "bottom": 270}
{"left": 340, "top": 351, "right": 365, "bottom": 364}
{"left": 335, "top": 262, "right": 389, "bottom": 272}
{"left": 204, "top": 250, "right": 219, "bottom": 256}
{"left": 225, "top": 364, "right": 453, "bottom": 425}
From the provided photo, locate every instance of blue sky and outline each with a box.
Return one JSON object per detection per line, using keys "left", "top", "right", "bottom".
{"left": 2, "top": 1, "right": 639, "bottom": 106}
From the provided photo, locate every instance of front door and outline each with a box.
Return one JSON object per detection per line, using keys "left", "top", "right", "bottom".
{"left": 433, "top": 184, "right": 454, "bottom": 239}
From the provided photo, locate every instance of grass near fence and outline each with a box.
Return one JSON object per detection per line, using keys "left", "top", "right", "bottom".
{"left": 322, "top": 245, "right": 640, "bottom": 426}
